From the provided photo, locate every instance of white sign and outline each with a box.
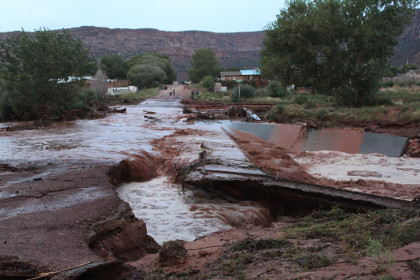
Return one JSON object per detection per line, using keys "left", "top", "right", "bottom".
{"left": 107, "top": 86, "right": 138, "bottom": 95}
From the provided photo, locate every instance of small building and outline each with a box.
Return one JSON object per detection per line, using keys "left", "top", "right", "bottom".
{"left": 219, "top": 69, "right": 266, "bottom": 87}
{"left": 407, "top": 69, "right": 420, "bottom": 79}
{"left": 219, "top": 71, "right": 243, "bottom": 81}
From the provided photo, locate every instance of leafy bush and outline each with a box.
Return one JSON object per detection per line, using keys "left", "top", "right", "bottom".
{"left": 159, "top": 240, "right": 187, "bottom": 264}
{"left": 201, "top": 75, "right": 214, "bottom": 92}
{"left": 77, "top": 89, "right": 99, "bottom": 103}
{"left": 231, "top": 85, "right": 256, "bottom": 101}
{"left": 72, "top": 89, "right": 99, "bottom": 109}
{"left": 374, "top": 96, "right": 393, "bottom": 106}
{"left": 381, "top": 81, "right": 394, "bottom": 88}
{"left": 316, "top": 109, "right": 328, "bottom": 120}
{"left": 304, "top": 99, "right": 316, "bottom": 109}
{"left": 268, "top": 81, "right": 287, "bottom": 97}
{"left": 226, "top": 80, "right": 236, "bottom": 89}
{"left": 294, "top": 94, "right": 309, "bottom": 104}
{"left": 256, "top": 88, "right": 268, "bottom": 97}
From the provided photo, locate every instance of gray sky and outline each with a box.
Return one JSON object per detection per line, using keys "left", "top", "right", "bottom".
{"left": 0, "top": 0, "right": 287, "bottom": 33}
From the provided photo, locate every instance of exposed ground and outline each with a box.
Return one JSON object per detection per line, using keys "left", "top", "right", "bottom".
{"left": 0, "top": 88, "right": 419, "bottom": 279}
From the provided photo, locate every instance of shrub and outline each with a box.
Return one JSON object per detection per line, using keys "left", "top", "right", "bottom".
{"left": 201, "top": 75, "right": 214, "bottom": 92}
{"left": 77, "top": 89, "right": 99, "bottom": 103}
{"left": 226, "top": 80, "right": 235, "bottom": 89}
{"left": 159, "top": 240, "right": 187, "bottom": 264}
{"left": 304, "top": 99, "right": 316, "bottom": 109}
{"left": 294, "top": 94, "right": 309, "bottom": 104}
{"left": 374, "top": 96, "right": 393, "bottom": 106}
{"left": 381, "top": 81, "right": 394, "bottom": 88}
{"left": 316, "top": 109, "right": 328, "bottom": 120}
{"left": 256, "top": 88, "right": 268, "bottom": 97}
{"left": 265, "top": 103, "right": 285, "bottom": 122}
{"left": 231, "top": 85, "right": 256, "bottom": 101}
{"left": 268, "top": 81, "right": 287, "bottom": 97}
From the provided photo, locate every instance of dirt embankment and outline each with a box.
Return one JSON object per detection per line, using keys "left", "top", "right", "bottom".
{"left": 0, "top": 159, "right": 159, "bottom": 279}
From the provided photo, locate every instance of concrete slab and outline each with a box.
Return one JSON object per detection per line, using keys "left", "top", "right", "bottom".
{"left": 226, "top": 122, "right": 409, "bottom": 158}
{"left": 305, "top": 128, "right": 364, "bottom": 154}
{"left": 268, "top": 124, "right": 306, "bottom": 152}
{"left": 360, "top": 132, "right": 408, "bottom": 157}
{"left": 228, "top": 122, "right": 274, "bottom": 142}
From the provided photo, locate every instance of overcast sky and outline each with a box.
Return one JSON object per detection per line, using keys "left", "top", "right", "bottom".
{"left": 0, "top": 0, "right": 287, "bottom": 33}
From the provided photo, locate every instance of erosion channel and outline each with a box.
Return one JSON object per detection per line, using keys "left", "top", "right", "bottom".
{"left": 1, "top": 95, "right": 419, "bottom": 279}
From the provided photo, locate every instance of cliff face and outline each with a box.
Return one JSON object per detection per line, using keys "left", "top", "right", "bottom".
{"left": 0, "top": 10, "right": 418, "bottom": 79}
{"left": 67, "top": 27, "right": 264, "bottom": 80}
{"left": 392, "top": 9, "right": 420, "bottom": 67}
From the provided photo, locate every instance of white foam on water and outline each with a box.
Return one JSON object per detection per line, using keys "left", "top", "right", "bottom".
{"left": 117, "top": 176, "right": 270, "bottom": 244}
{"left": 293, "top": 151, "right": 420, "bottom": 185}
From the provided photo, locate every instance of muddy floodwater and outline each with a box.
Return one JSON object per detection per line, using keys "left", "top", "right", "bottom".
{"left": 0, "top": 99, "right": 181, "bottom": 162}
{"left": 117, "top": 177, "right": 269, "bottom": 244}
{"left": 0, "top": 97, "right": 270, "bottom": 244}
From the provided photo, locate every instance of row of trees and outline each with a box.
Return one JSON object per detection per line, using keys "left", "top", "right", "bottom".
{"left": 101, "top": 47, "right": 221, "bottom": 87}
{"left": 100, "top": 53, "right": 177, "bottom": 88}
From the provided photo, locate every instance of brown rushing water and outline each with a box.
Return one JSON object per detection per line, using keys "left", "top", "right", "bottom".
{"left": 0, "top": 97, "right": 271, "bottom": 243}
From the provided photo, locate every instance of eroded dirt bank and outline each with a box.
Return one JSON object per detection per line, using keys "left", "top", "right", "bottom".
{"left": 0, "top": 159, "right": 159, "bottom": 279}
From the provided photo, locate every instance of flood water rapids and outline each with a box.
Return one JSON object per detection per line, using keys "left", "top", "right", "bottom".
{"left": 0, "top": 97, "right": 271, "bottom": 244}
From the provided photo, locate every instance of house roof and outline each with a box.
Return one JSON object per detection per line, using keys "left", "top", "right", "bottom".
{"left": 220, "top": 71, "right": 241, "bottom": 76}
{"left": 240, "top": 69, "right": 261, "bottom": 75}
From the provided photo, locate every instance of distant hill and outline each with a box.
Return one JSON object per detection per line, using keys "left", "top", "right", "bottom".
{"left": 0, "top": 10, "right": 418, "bottom": 79}
{"left": 392, "top": 9, "right": 420, "bottom": 67}
{"left": 68, "top": 27, "right": 264, "bottom": 80}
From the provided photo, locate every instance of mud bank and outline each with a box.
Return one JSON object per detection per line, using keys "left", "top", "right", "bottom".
{"left": 0, "top": 160, "right": 158, "bottom": 279}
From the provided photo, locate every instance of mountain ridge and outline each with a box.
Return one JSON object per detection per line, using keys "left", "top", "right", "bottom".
{"left": 0, "top": 10, "right": 418, "bottom": 80}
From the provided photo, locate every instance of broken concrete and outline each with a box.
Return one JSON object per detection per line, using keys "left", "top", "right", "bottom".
{"left": 183, "top": 161, "right": 411, "bottom": 218}
{"left": 228, "top": 121, "right": 409, "bottom": 157}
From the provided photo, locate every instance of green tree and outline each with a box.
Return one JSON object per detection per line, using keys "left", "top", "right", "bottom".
{"left": 100, "top": 54, "right": 128, "bottom": 79}
{"left": 127, "top": 64, "right": 167, "bottom": 88}
{"left": 261, "top": 0, "right": 418, "bottom": 106}
{"left": 0, "top": 28, "right": 96, "bottom": 120}
{"left": 188, "top": 48, "right": 221, "bottom": 83}
{"left": 201, "top": 75, "right": 215, "bottom": 92}
{"left": 128, "top": 53, "right": 176, "bottom": 84}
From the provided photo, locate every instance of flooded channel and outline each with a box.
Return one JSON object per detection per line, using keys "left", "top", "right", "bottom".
{"left": 0, "top": 97, "right": 270, "bottom": 244}
{"left": 0, "top": 99, "right": 181, "bottom": 162}
{"left": 117, "top": 177, "right": 270, "bottom": 244}
{"left": 2, "top": 96, "right": 419, "bottom": 244}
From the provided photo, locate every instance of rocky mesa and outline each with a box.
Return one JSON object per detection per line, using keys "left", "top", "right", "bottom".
{"left": 68, "top": 27, "right": 265, "bottom": 80}
{"left": 0, "top": 9, "right": 418, "bottom": 79}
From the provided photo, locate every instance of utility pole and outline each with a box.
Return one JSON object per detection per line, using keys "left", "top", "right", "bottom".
{"left": 237, "top": 80, "right": 242, "bottom": 99}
